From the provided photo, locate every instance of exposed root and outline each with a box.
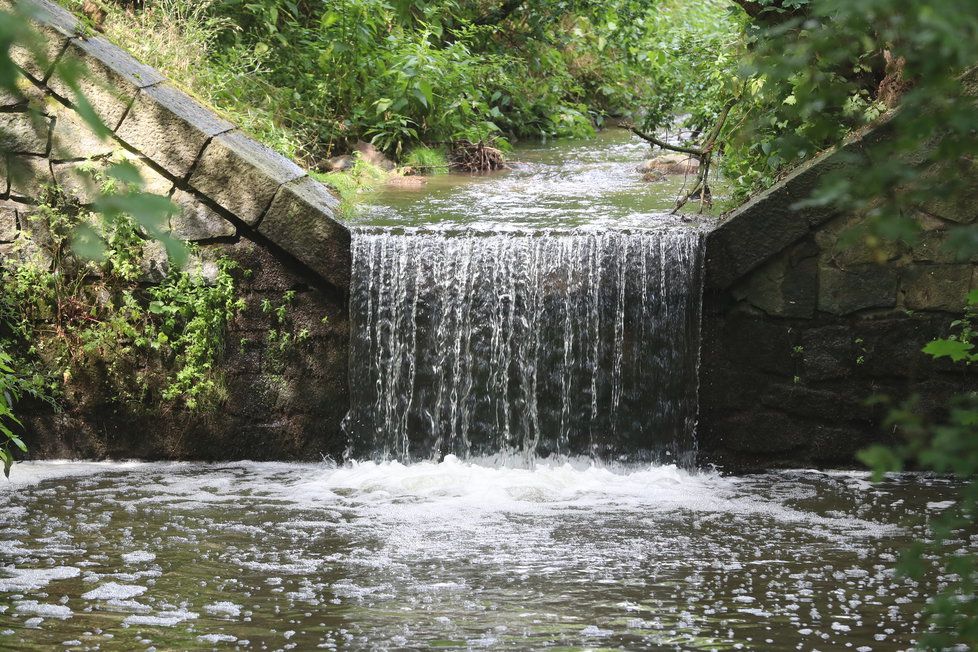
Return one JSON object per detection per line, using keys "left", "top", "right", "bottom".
{"left": 449, "top": 140, "right": 507, "bottom": 173}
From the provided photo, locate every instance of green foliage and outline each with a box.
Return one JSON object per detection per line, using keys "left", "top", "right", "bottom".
{"left": 53, "top": 0, "right": 720, "bottom": 162}
{"left": 0, "top": 188, "right": 243, "bottom": 415}
{"left": 922, "top": 290, "right": 978, "bottom": 363}
{"left": 0, "top": 197, "right": 242, "bottom": 409}
{"left": 403, "top": 146, "right": 449, "bottom": 174}
{"left": 0, "top": 345, "right": 29, "bottom": 478}
{"left": 312, "top": 154, "right": 389, "bottom": 217}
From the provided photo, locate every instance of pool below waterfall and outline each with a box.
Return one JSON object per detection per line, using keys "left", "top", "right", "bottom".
{"left": 1, "top": 131, "right": 971, "bottom": 650}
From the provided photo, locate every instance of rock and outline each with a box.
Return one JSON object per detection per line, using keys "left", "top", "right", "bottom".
{"left": 0, "top": 111, "right": 51, "bottom": 156}
{"left": 325, "top": 155, "right": 354, "bottom": 172}
{"left": 901, "top": 265, "right": 972, "bottom": 311}
{"left": 0, "top": 201, "right": 18, "bottom": 242}
{"left": 189, "top": 130, "right": 305, "bottom": 226}
{"left": 641, "top": 170, "right": 666, "bottom": 182}
{"left": 50, "top": 102, "right": 118, "bottom": 161}
{"left": 8, "top": 155, "right": 54, "bottom": 199}
{"left": 818, "top": 263, "right": 899, "bottom": 315}
{"left": 52, "top": 161, "right": 99, "bottom": 204}
{"left": 636, "top": 153, "right": 698, "bottom": 176}
{"left": 385, "top": 175, "right": 427, "bottom": 190}
{"left": 169, "top": 190, "right": 236, "bottom": 241}
{"left": 354, "top": 141, "right": 395, "bottom": 171}
{"left": 733, "top": 239, "right": 818, "bottom": 318}
{"left": 140, "top": 239, "right": 169, "bottom": 283}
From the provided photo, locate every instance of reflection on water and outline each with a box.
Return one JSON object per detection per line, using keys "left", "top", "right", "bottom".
{"left": 0, "top": 460, "right": 967, "bottom": 650}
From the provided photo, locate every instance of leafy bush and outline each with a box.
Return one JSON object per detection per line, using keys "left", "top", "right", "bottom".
{"left": 0, "top": 182, "right": 244, "bottom": 416}
{"left": 53, "top": 0, "right": 714, "bottom": 163}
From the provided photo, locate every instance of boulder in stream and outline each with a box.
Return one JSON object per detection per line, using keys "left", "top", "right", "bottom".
{"left": 637, "top": 153, "right": 699, "bottom": 175}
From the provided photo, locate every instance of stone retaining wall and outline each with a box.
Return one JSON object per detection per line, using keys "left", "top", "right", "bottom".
{"left": 699, "top": 122, "right": 978, "bottom": 470}
{"left": 1, "top": 0, "right": 352, "bottom": 460}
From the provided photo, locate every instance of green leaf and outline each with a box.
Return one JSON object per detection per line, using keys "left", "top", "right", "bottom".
{"left": 105, "top": 161, "right": 144, "bottom": 186}
{"left": 857, "top": 445, "right": 903, "bottom": 481}
{"left": 922, "top": 338, "right": 975, "bottom": 363}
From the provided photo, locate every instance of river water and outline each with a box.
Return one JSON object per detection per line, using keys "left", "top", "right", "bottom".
{"left": 0, "top": 131, "right": 971, "bottom": 650}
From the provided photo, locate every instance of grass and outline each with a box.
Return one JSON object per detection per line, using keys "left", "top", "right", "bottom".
{"left": 56, "top": 0, "right": 305, "bottom": 162}
{"left": 403, "top": 146, "right": 449, "bottom": 175}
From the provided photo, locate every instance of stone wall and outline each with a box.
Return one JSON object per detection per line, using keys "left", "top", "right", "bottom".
{"left": 699, "top": 122, "right": 978, "bottom": 471}
{"left": 1, "top": 0, "right": 352, "bottom": 460}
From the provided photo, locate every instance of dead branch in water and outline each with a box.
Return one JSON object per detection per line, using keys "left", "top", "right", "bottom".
{"left": 627, "top": 97, "right": 737, "bottom": 214}
{"left": 450, "top": 140, "right": 507, "bottom": 173}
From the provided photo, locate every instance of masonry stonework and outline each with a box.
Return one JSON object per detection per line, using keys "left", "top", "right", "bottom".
{"left": 699, "top": 122, "right": 978, "bottom": 471}
{"left": 1, "top": 0, "right": 351, "bottom": 461}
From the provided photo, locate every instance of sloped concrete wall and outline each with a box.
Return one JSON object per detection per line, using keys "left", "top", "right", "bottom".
{"left": 1, "top": 0, "right": 352, "bottom": 460}
{"left": 699, "top": 123, "right": 978, "bottom": 470}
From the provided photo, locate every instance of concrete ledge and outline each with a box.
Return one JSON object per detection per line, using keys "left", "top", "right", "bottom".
{"left": 705, "top": 137, "right": 870, "bottom": 290}
{"left": 190, "top": 130, "right": 306, "bottom": 226}
{"left": 117, "top": 84, "right": 234, "bottom": 179}
{"left": 259, "top": 176, "right": 351, "bottom": 290}
{"left": 47, "top": 35, "right": 165, "bottom": 129}
{"left": 4, "top": 0, "right": 77, "bottom": 83}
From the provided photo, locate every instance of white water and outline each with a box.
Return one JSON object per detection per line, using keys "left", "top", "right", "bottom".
{"left": 0, "top": 460, "right": 956, "bottom": 650}
{"left": 346, "top": 228, "right": 704, "bottom": 465}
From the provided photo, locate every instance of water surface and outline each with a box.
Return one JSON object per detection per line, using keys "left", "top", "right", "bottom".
{"left": 0, "top": 460, "right": 966, "bottom": 650}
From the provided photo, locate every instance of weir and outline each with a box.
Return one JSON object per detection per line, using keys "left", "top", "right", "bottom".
{"left": 344, "top": 226, "right": 704, "bottom": 465}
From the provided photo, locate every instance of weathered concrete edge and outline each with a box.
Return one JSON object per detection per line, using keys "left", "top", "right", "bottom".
{"left": 704, "top": 125, "right": 884, "bottom": 291}
{"left": 7, "top": 0, "right": 351, "bottom": 294}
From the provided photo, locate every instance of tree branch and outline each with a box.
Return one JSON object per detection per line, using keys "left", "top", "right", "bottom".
{"left": 625, "top": 125, "right": 704, "bottom": 156}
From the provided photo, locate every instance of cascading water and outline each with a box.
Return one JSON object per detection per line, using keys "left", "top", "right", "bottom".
{"left": 344, "top": 225, "right": 704, "bottom": 465}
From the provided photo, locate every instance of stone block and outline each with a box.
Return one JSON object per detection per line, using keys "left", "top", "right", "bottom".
{"left": 818, "top": 263, "right": 898, "bottom": 315}
{"left": 760, "top": 383, "right": 873, "bottom": 423}
{"left": 258, "top": 176, "right": 350, "bottom": 290}
{"left": 902, "top": 265, "right": 973, "bottom": 311}
{"left": 916, "top": 159, "right": 978, "bottom": 224}
{"left": 0, "top": 110, "right": 50, "bottom": 155}
{"left": 189, "top": 131, "right": 305, "bottom": 225}
{"left": 116, "top": 84, "right": 233, "bottom": 179}
{"left": 48, "top": 36, "right": 165, "bottom": 130}
{"left": 800, "top": 325, "right": 854, "bottom": 382}
{"left": 8, "top": 155, "right": 53, "bottom": 198}
{"left": 120, "top": 153, "right": 173, "bottom": 197}
{"left": 170, "top": 189, "right": 236, "bottom": 241}
{"left": 52, "top": 160, "right": 98, "bottom": 204}
{"left": 49, "top": 100, "right": 117, "bottom": 161}
{"left": 140, "top": 239, "right": 169, "bottom": 283}
{"left": 815, "top": 212, "right": 905, "bottom": 266}
{"left": 733, "top": 240, "right": 817, "bottom": 318}
{"left": 8, "top": 0, "right": 78, "bottom": 82}
{"left": 716, "top": 411, "right": 808, "bottom": 454}
{"left": 911, "top": 230, "right": 968, "bottom": 264}
{"left": 0, "top": 201, "right": 18, "bottom": 242}
{"left": 0, "top": 155, "right": 7, "bottom": 198}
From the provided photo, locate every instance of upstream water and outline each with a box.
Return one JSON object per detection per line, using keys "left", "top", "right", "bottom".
{"left": 1, "top": 132, "right": 972, "bottom": 650}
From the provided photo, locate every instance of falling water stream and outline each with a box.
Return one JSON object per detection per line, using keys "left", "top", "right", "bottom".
{"left": 1, "top": 131, "right": 972, "bottom": 650}
{"left": 346, "top": 228, "right": 703, "bottom": 465}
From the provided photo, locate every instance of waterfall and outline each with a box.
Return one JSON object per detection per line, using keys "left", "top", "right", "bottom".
{"left": 344, "top": 226, "right": 704, "bottom": 466}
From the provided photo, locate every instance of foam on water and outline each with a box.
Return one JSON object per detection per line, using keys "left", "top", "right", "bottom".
{"left": 0, "top": 461, "right": 963, "bottom": 650}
